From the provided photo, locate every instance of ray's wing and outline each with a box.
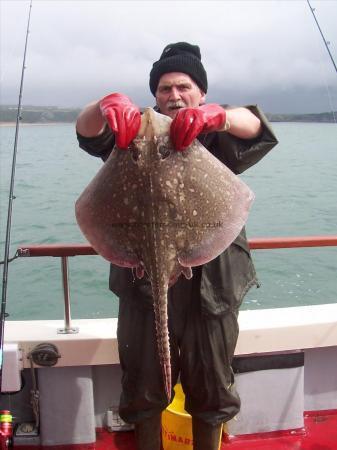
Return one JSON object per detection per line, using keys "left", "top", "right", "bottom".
{"left": 149, "top": 137, "right": 254, "bottom": 268}
{"left": 75, "top": 149, "right": 147, "bottom": 268}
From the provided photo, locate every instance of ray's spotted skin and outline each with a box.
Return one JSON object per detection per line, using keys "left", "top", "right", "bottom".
{"left": 75, "top": 108, "right": 254, "bottom": 400}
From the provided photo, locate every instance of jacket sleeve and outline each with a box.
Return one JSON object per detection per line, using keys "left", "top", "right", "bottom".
{"left": 76, "top": 124, "right": 115, "bottom": 162}
{"left": 206, "top": 105, "right": 278, "bottom": 174}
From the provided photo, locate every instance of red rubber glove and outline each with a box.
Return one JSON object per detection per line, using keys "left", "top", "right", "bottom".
{"left": 100, "top": 93, "right": 141, "bottom": 149}
{"left": 170, "top": 104, "right": 226, "bottom": 151}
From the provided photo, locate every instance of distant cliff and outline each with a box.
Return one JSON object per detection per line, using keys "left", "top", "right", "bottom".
{"left": 0, "top": 105, "right": 336, "bottom": 123}
{"left": 0, "top": 105, "right": 81, "bottom": 123}
{"left": 264, "top": 111, "right": 336, "bottom": 123}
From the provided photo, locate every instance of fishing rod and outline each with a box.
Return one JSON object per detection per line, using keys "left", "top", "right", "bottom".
{"left": 306, "top": 0, "right": 337, "bottom": 74}
{"left": 0, "top": 0, "right": 33, "bottom": 384}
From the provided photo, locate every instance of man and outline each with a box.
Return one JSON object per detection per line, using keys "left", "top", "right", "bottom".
{"left": 76, "top": 42, "right": 278, "bottom": 450}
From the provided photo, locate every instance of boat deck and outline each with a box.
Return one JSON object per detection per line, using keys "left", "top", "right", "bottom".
{"left": 13, "top": 410, "right": 337, "bottom": 450}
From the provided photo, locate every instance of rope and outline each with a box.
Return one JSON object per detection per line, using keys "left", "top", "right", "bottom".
{"left": 27, "top": 354, "right": 40, "bottom": 430}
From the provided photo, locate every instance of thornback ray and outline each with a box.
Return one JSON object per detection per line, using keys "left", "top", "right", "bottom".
{"left": 75, "top": 107, "right": 254, "bottom": 401}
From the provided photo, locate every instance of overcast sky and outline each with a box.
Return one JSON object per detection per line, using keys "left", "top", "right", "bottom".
{"left": 1, "top": 0, "right": 337, "bottom": 113}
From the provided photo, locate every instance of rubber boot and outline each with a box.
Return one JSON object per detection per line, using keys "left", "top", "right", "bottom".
{"left": 134, "top": 413, "right": 161, "bottom": 450}
{"left": 192, "top": 416, "right": 223, "bottom": 450}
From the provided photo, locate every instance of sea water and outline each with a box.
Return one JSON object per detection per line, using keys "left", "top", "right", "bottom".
{"left": 0, "top": 122, "right": 336, "bottom": 320}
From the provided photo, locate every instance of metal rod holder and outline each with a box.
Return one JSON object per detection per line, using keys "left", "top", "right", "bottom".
{"left": 57, "top": 256, "right": 79, "bottom": 334}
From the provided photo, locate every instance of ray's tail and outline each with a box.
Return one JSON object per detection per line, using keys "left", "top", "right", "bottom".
{"left": 151, "top": 281, "right": 172, "bottom": 401}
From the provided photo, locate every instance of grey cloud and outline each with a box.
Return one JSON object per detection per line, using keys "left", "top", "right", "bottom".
{"left": 1, "top": 0, "right": 336, "bottom": 113}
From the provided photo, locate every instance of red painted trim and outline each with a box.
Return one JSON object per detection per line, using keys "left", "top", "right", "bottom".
{"left": 304, "top": 408, "right": 337, "bottom": 417}
{"left": 16, "top": 235, "right": 337, "bottom": 258}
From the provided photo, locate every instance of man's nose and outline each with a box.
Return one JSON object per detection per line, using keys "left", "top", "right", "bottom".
{"left": 169, "top": 87, "right": 181, "bottom": 100}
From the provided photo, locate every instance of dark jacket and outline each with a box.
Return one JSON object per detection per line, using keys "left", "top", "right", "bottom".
{"left": 77, "top": 105, "right": 278, "bottom": 316}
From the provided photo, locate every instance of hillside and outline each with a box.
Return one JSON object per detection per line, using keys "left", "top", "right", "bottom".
{"left": 0, "top": 105, "right": 81, "bottom": 123}
{"left": 0, "top": 105, "right": 336, "bottom": 123}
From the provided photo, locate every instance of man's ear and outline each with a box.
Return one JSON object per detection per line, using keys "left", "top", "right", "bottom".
{"left": 199, "top": 91, "right": 206, "bottom": 105}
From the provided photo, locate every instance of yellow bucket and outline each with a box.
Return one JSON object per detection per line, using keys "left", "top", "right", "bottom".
{"left": 161, "top": 384, "right": 193, "bottom": 449}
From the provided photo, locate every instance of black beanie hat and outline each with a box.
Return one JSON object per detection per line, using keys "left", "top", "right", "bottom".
{"left": 149, "top": 42, "right": 208, "bottom": 96}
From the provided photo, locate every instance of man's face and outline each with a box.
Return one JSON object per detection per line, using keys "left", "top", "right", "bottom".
{"left": 155, "top": 72, "right": 206, "bottom": 119}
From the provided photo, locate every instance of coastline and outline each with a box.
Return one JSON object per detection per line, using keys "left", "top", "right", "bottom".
{"left": 0, "top": 122, "right": 73, "bottom": 127}
{"left": 1, "top": 120, "right": 335, "bottom": 127}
